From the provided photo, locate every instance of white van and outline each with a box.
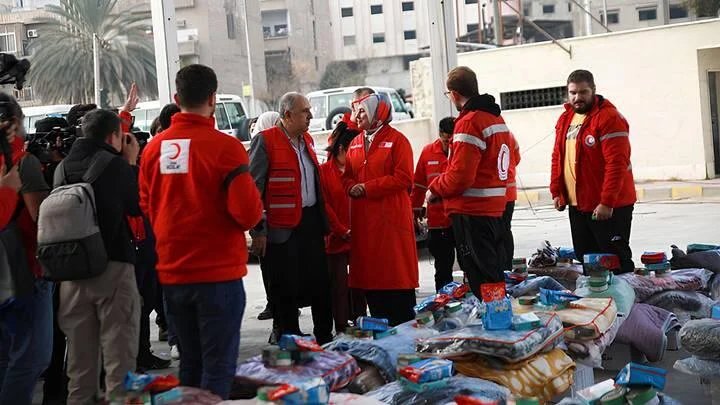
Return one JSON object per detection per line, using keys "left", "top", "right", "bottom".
{"left": 131, "top": 94, "right": 252, "bottom": 138}
{"left": 307, "top": 86, "right": 414, "bottom": 132}
{"left": 23, "top": 104, "right": 74, "bottom": 131}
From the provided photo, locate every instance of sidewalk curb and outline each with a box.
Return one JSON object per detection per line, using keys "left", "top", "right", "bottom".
{"left": 516, "top": 184, "right": 720, "bottom": 207}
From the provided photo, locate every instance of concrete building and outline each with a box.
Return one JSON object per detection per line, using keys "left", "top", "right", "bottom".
{"left": 582, "top": 0, "right": 699, "bottom": 34}
{"left": 260, "top": 0, "right": 334, "bottom": 100}
{"left": 126, "top": 0, "right": 268, "bottom": 99}
{"left": 410, "top": 19, "right": 720, "bottom": 185}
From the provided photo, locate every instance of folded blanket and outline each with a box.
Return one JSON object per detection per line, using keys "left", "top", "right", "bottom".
{"left": 416, "top": 312, "right": 564, "bottom": 363}
{"left": 615, "top": 268, "right": 713, "bottom": 301}
{"left": 234, "top": 351, "right": 360, "bottom": 392}
{"left": 566, "top": 314, "right": 623, "bottom": 368}
{"left": 454, "top": 348, "right": 575, "bottom": 402}
{"left": 679, "top": 319, "right": 720, "bottom": 360}
{"left": 366, "top": 375, "right": 510, "bottom": 405}
{"left": 554, "top": 298, "right": 618, "bottom": 341}
{"left": 507, "top": 276, "right": 565, "bottom": 298}
{"left": 643, "top": 290, "right": 717, "bottom": 324}
{"left": 615, "top": 303, "right": 679, "bottom": 363}
{"left": 671, "top": 246, "right": 720, "bottom": 273}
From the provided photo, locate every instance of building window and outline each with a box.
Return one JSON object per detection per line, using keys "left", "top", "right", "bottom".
{"left": 568, "top": 3, "right": 571, "bottom": 12}
{"left": 465, "top": 0, "right": 479, "bottom": 4}
{"left": 601, "top": 10, "right": 620, "bottom": 24}
{"left": 542, "top": 4, "right": 555, "bottom": 14}
{"left": 523, "top": 5, "right": 531, "bottom": 16}
{"left": 312, "top": 21, "right": 317, "bottom": 50}
{"left": 274, "top": 24, "right": 288, "bottom": 36}
{"left": 226, "top": 13, "right": 236, "bottom": 39}
{"left": 315, "top": 56, "right": 319, "bottom": 71}
{"left": 669, "top": 4, "right": 689, "bottom": 19}
{"left": 343, "top": 35, "right": 356, "bottom": 46}
{"left": 466, "top": 23, "right": 479, "bottom": 34}
{"left": 404, "top": 30, "right": 416, "bottom": 40}
{"left": 372, "top": 33, "right": 385, "bottom": 43}
{"left": 500, "top": 86, "right": 566, "bottom": 110}
{"left": 638, "top": 7, "right": 657, "bottom": 21}
{"left": 341, "top": 7, "right": 353, "bottom": 17}
{"left": 402, "top": 1, "right": 414, "bottom": 11}
{"left": 0, "top": 32, "right": 16, "bottom": 53}
{"left": 371, "top": 5, "right": 383, "bottom": 14}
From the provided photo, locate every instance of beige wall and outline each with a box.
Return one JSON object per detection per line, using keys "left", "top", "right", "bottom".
{"left": 412, "top": 19, "right": 720, "bottom": 187}
{"left": 309, "top": 118, "right": 435, "bottom": 166}
{"left": 697, "top": 46, "right": 720, "bottom": 177}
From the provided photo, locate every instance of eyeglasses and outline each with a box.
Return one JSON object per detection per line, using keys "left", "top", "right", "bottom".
{"left": 444, "top": 91, "right": 452, "bottom": 99}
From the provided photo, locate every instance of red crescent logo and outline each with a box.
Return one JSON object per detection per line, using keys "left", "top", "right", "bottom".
{"left": 169, "top": 143, "right": 181, "bottom": 159}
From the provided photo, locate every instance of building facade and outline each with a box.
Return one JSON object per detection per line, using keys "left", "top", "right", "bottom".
{"left": 260, "top": 0, "right": 334, "bottom": 100}
{"left": 582, "top": 0, "right": 698, "bottom": 34}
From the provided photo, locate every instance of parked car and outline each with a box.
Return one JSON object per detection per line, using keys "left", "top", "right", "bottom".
{"left": 307, "top": 86, "right": 414, "bottom": 132}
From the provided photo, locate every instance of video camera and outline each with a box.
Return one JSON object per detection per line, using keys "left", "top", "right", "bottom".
{"left": 26, "top": 126, "right": 78, "bottom": 165}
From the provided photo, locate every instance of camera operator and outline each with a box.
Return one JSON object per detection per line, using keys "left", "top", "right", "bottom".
{"left": 0, "top": 92, "right": 53, "bottom": 405}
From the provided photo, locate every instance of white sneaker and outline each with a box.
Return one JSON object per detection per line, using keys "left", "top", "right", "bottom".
{"left": 170, "top": 345, "right": 180, "bottom": 360}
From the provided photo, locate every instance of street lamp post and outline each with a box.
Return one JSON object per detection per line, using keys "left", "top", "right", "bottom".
{"left": 151, "top": 0, "right": 180, "bottom": 105}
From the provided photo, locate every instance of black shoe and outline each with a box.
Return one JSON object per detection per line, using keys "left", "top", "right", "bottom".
{"left": 258, "top": 303, "right": 273, "bottom": 320}
{"left": 158, "top": 327, "right": 168, "bottom": 342}
{"left": 268, "top": 322, "right": 280, "bottom": 345}
{"left": 137, "top": 353, "right": 172, "bottom": 371}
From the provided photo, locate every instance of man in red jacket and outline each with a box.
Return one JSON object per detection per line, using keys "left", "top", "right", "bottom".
{"left": 428, "top": 67, "right": 514, "bottom": 297}
{"left": 139, "top": 65, "right": 263, "bottom": 399}
{"left": 411, "top": 117, "right": 456, "bottom": 292}
{"left": 0, "top": 164, "right": 20, "bottom": 227}
{"left": 550, "top": 70, "right": 636, "bottom": 273}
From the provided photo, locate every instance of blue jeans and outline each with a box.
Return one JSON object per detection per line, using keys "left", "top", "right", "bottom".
{"left": 164, "top": 279, "right": 245, "bottom": 399}
{"left": 0, "top": 279, "right": 53, "bottom": 405}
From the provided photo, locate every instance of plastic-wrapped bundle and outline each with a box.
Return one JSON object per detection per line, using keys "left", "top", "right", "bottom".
{"left": 234, "top": 351, "right": 360, "bottom": 392}
{"left": 679, "top": 319, "right": 720, "bottom": 360}
{"left": 674, "top": 356, "right": 720, "bottom": 377}
{"left": 169, "top": 387, "right": 222, "bottom": 404}
{"left": 575, "top": 275, "right": 636, "bottom": 316}
{"left": 615, "top": 268, "right": 713, "bottom": 302}
{"left": 554, "top": 297, "right": 618, "bottom": 341}
{"left": 346, "top": 361, "right": 387, "bottom": 394}
{"left": 528, "top": 241, "right": 559, "bottom": 268}
{"left": 371, "top": 320, "right": 440, "bottom": 366}
{"left": 507, "top": 276, "right": 565, "bottom": 298}
{"left": 322, "top": 339, "right": 397, "bottom": 383}
{"left": 643, "top": 290, "right": 717, "bottom": 324}
{"left": 365, "top": 375, "right": 509, "bottom": 405}
{"left": 416, "top": 312, "right": 564, "bottom": 363}
{"left": 454, "top": 348, "right": 575, "bottom": 402}
{"left": 528, "top": 265, "right": 584, "bottom": 291}
{"left": 565, "top": 315, "right": 622, "bottom": 368}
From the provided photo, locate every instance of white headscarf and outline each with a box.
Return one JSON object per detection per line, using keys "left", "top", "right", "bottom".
{"left": 252, "top": 111, "right": 280, "bottom": 136}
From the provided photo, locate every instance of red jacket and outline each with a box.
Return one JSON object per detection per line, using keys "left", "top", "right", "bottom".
{"left": 262, "top": 127, "right": 321, "bottom": 228}
{"left": 342, "top": 125, "right": 419, "bottom": 290}
{"left": 0, "top": 187, "right": 17, "bottom": 228}
{"left": 430, "top": 96, "right": 513, "bottom": 218}
{"left": 139, "top": 113, "right": 263, "bottom": 285}
{"left": 550, "top": 96, "right": 636, "bottom": 212}
{"left": 319, "top": 159, "right": 351, "bottom": 254}
{"left": 410, "top": 139, "right": 451, "bottom": 229}
{"left": 507, "top": 133, "right": 521, "bottom": 202}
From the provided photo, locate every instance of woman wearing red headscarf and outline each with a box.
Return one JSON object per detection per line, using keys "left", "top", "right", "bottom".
{"left": 342, "top": 94, "right": 419, "bottom": 326}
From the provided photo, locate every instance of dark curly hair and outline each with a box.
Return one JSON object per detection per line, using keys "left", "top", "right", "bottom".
{"left": 326, "top": 121, "right": 359, "bottom": 159}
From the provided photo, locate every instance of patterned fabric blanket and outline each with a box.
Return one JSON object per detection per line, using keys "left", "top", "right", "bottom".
{"left": 528, "top": 265, "right": 583, "bottom": 290}
{"left": 643, "top": 290, "right": 717, "bottom": 324}
{"left": 416, "top": 312, "right": 564, "bottom": 363}
{"left": 454, "top": 348, "right": 576, "bottom": 402}
{"left": 554, "top": 298, "right": 618, "bottom": 341}
{"left": 566, "top": 314, "right": 623, "bottom": 368}
{"left": 366, "top": 376, "right": 510, "bottom": 405}
{"left": 679, "top": 319, "right": 720, "bottom": 360}
{"left": 615, "top": 268, "right": 713, "bottom": 302}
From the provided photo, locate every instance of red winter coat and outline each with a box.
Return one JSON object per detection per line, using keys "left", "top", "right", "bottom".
{"left": 410, "top": 139, "right": 451, "bottom": 229}
{"left": 550, "top": 96, "right": 636, "bottom": 212}
{"left": 0, "top": 187, "right": 18, "bottom": 229}
{"left": 319, "top": 159, "right": 351, "bottom": 254}
{"left": 507, "top": 133, "right": 521, "bottom": 202}
{"left": 342, "top": 125, "right": 419, "bottom": 290}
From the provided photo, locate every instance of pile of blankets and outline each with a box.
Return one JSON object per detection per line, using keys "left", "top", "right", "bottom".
{"left": 674, "top": 319, "right": 720, "bottom": 377}
{"left": 615, "top": 303, "right": 680, "bottom": 362}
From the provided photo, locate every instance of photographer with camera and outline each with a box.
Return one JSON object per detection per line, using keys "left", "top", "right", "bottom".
{"left": 0, "top": 92, "right": 53, "bottom": 405}
{"left": 54, "top": 108, "right": 142, "bottom": 404}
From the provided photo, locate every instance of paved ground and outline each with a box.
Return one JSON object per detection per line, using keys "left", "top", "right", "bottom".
{"left": 34, "top": 197, "right": 720, "bottom": 403}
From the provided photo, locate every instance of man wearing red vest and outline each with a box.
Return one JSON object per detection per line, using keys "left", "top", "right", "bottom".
{"left": 411, "top": 116, "right": 456, "bottom": 292}
{"left": 550, "top": 70, "right": 636, "bottom": 273}
{"left": 249, "top": 92, "right": 334, "bottom": 345}
{"left": 139, "top": 65, "right": 263, "bottom": 399}
{"left": 428, "top": 66, "right": 513, "bottom": 297}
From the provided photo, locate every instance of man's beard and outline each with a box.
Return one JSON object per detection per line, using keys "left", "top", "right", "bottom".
{"left": 573, "top": 100, "right": 594, "bottom": 114}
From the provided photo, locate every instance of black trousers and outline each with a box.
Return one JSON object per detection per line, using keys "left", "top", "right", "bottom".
{"left": 265, "top": 206, "right": 333, "bottom": 344}
{"left": 569, "top": 205, "right": 635, "bottom": 274}
{"left": 428, "top": 228, "right": 456, "bottom": 292}
{"left": 364, "top": 290, "right": 416, "bottom": 327}
{"left": 260, "top": 257, "right": 272, "bottom": 309}
{"left": 502, "top": 201, "right": 516, "bottom": 271}
{"left": 451, "top": 214, "right": 506, "bottom": 298}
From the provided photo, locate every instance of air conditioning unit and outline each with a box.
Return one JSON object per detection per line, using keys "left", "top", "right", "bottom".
{"left": 27, "top": 29, "right": 38, "bottom": 38}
